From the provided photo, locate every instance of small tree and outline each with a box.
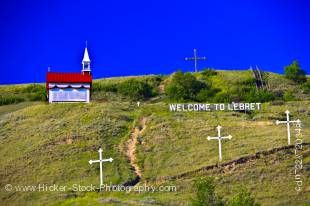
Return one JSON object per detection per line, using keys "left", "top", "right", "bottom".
{"left": 165, "top": 71, "right": 208, "bottom": 101}
{"left": 201, "top": 68, "right": 218, "bottom": 77}
{"left": 284, "top": 61, "right": 307, "bottom": 83}
{"left": 117, "top": 79, "right": 154, "bottom": 100}
{"left": 228, "top": 188, "right": 260, "bottom": 206}
{"left": 192, "top": 177, "right": 225, "bottom": 206}
{"left": 301, "top": 79, "right": 310, "bottom": 94}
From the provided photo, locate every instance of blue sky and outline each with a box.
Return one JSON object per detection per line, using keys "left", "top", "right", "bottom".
{"left": 0, "top": 0, "right": 309, "bottom": 84}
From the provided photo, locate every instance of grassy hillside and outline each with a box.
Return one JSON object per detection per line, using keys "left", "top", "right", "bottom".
{"left": 0, "top": 70, "right": 309, "bottom": 205}
{"left": 0, "top": 102, "right": 138, "bottom": 205}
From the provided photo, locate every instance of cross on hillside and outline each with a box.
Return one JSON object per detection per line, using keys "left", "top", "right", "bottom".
{"left": 276, "top": 110, "right": 301, "bottom": 145}
{"left": 207, "top": 125, "right": 232, "bottom": 161}
{"left": 89, "top": 148, "right": 113, "bottom": 190}
{"left": 185, "top": 49, "right": 207, "bottom": 72}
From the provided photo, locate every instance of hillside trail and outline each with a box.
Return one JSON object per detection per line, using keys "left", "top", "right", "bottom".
{"left": 125, "top": 116, "right": 148, "bottom": 179}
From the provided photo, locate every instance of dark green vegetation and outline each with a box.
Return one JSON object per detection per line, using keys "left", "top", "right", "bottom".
{"left": 92, "top": 76, "right": 162, "bottom": 101}
{"left": 164, "top": 69, "right": 309, "bottom": 103}
{"left": 284, "top": 61, "right": 307, "bottom": 84}
{"left": 0, "top": 84, "right": 46, "bottom": 106}
{"left": 1, "top": 69, "right": 309, "bottom": 106}
{"left": 0, "top": 71, "right": 309, "bottom": 205}
{"left": 165, "top": 71, "right": 212, "bottom": 102}
{"left": 192, "top": 177, "right": 259, "bottom": 206}
{"left": 192, "top": 177, "right": 225, "bottom": 206}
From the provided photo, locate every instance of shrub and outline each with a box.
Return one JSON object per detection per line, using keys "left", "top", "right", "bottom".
{"left": 270, "top": 100, "right": 285, "bottom": 105}
{"left": 283, "top": 90, "right": 295, "bottom": 101}
{"left": 240, "top": 77, "right": 256, "bottom": 86}
{"left": 21, "top": 84, "right": 47, "bottom": 102}
{"left": 201, "top": 69, "right": 218, "bottom": 77}
{"left": 0, "top": 96, "right": 25, "bottom": 106}
{"left": 92, "top": 82, "right": 117, "bottom": 92}
{"left": 192, "top": 178, "right": 260, "bottom": 206}
{"left": 192, "top": 177, "right": 225, "bottom": 206}
{"left": 165, "top": 71, "right": 210, "bottom": 101}
{"left": 284, "top": 61, "right": 307, "bottom": 83}
{"left": 244, "top": 89, "right": 275, "bottom": 102}
{"left": 228, "top": 188, "right": 260, "bottom": 206}
{"left": 28, "top": 92, "right": 47, "bottom": 101}
{"left": 22, "top": 84, "right": 46, "bottom": 93}
{"left": 272, "top": 90, "right": 284, "bottom": 99}
{"left": 196, "top": 88, "right": 221, "bottom": 102}
{"left": 213, "top": 92, "right": 232, "bottom": 103}
{"left": 117, "top": 79, "right": 155, "bottom": 100}
{"left": 144, "top": 75, "right": 163, "bottom": 87}
{"left": 301, "top": 79, "right": 310, "bottom": 94}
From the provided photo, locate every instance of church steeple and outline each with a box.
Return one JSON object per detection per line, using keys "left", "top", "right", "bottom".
{"left": 82, "top": 41, "right": 91, "bottom": 75}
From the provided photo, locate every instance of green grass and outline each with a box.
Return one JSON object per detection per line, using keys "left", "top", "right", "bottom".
{"left": 0, "top": 102, "right": 138, "bottom": 205}
{"left": 0, "top": 84, "right": 46, "bottom": 105}
{"left": 136, "top": 101, "right": 310, "bottom": 180}
{"left": 0, "top": 71, "right": 309, "bottom": 205}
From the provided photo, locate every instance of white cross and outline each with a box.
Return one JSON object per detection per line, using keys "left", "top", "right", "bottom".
{"left": 276, "top": 110, "right": 301, "bottom": 145}
{"left": 89, "top": 148, "right": 113, "bottom": 188}
{"left": 185, "top": 49, "right": 207, "bottom": 72}
{"left": 207, "top": 125, "right": 232, "bottom": 161}
{"left": 137, "top": 101, "right": 140, "bottom": 107}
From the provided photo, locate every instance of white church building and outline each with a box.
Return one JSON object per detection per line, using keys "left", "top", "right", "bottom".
{"left": 46, "top": 46, "right": 92, "bottom": 103}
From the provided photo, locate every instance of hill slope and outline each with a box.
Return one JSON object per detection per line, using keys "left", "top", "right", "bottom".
{"left": 0, "top": 70, "right": 309, "bottom": 205}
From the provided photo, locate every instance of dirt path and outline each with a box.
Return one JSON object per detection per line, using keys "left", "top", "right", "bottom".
{"left": 125, "top": 117, "right": 148, "bottom": 178}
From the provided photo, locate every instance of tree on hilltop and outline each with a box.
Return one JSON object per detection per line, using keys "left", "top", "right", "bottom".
{"left": 284, "top": 61, "right": 307, "bottom": 83}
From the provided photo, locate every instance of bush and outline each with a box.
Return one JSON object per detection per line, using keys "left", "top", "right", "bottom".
{"left": 213, "top": 92, "right": 232, "bottom": 103}
{"left": 301, "top": 79, "right": 310, "bottom": 94}
{"left": 28, "top": 92, "right": 47, "bottom": 101}
{"left": 196, "top": 88, "right": 221, "bottom": 102}
{"left": 165, "top": 71, "right": 210, "bottom": 101}
{"left": 144, "top": 75, "right": 163, "bottom": 87}
{"left": 0, "top": 96, "right": 25, "bottom": 106}
{"left": 117, "top": 79, "right": 155, "bottom": 100}
{"left": 284, "top": 61, "right": 307, "bottom": 83}
{"left": 192, "top": 177, "right": 225, "bottom": 206}
{"left": 270, "top": 100, "right": 285, "bottom": 105}
{"left": 201, "top": 69, "right": 218, "bottom": 77}
{"left": 92, "top": 82, "right": 117, "bottom": 92}
{"left": 228, "top": 188, "right": 260, "bottom": 206}
{"left": 283, "top": 90, "right": 295, "bottom": 101}
{"left": 244, "top": 89, "right": 275, "bottom": 102}
{"left": 22, "top": 84, "right": 46, "bottom": 93}
{"left": 22, "top": 84, "right": 47, "bottom": 102}
{"left": 192, "top": 178, "right": 260, "bottom": 206}
{"left": 240, "top": 78, "right": 256, "bottom": 86}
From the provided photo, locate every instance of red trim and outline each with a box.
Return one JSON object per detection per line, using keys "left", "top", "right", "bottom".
{"left": 48, "top": 85, "right": 91, "bottom": 89}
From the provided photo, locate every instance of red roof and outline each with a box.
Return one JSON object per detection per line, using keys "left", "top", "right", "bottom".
{"left": 46, "top": 72, "right": 92, "bottom": 83}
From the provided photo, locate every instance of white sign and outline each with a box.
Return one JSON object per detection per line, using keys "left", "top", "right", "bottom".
{"left": 169, "top": 102, "right": 261, "bottom": 112}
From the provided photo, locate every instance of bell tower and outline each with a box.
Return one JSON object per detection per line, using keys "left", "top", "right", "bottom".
{"left": 82, "top": 41, "right": 91, "bottom": 75}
